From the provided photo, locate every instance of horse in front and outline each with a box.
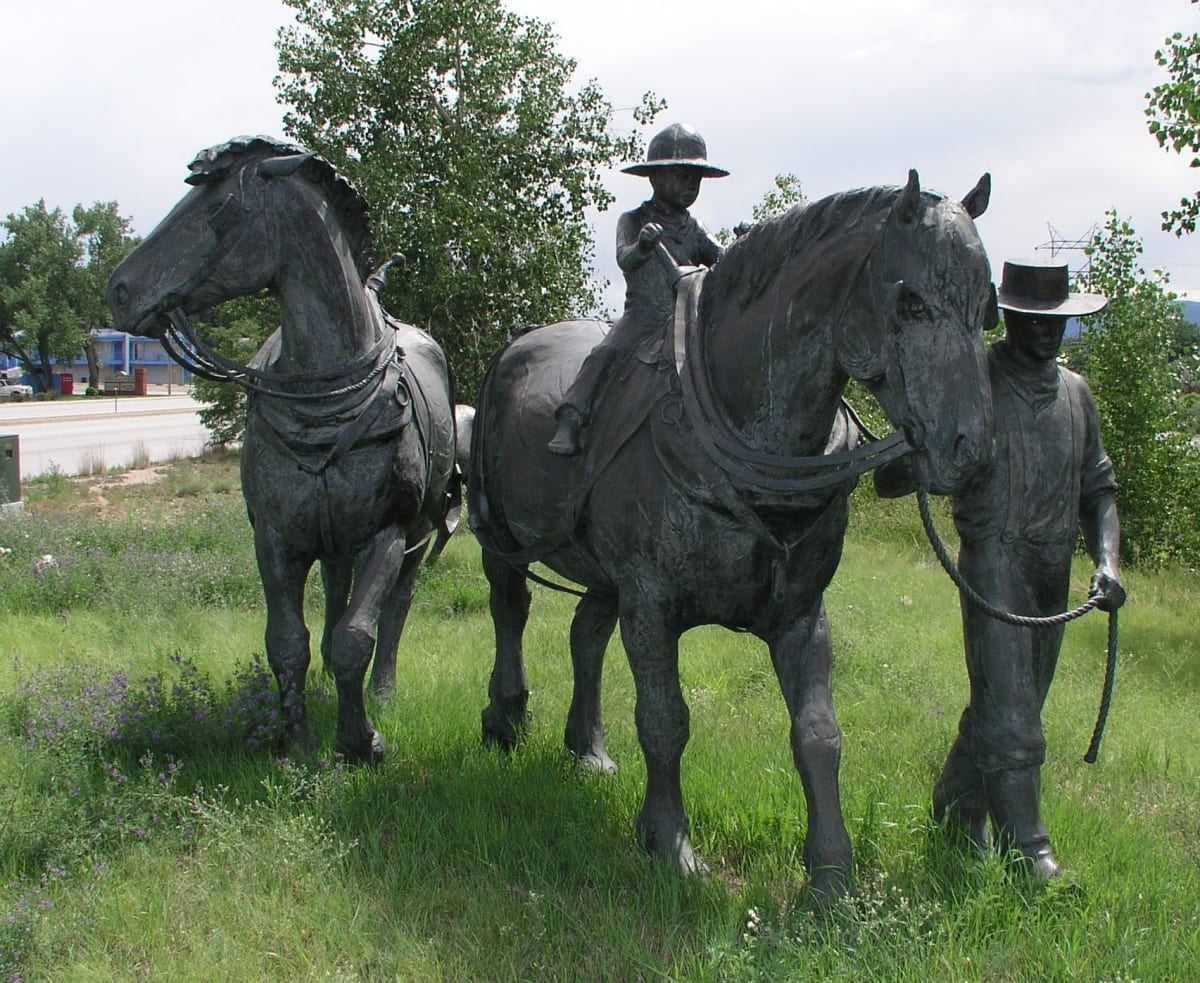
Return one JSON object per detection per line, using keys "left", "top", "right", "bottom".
{"left": 470, "top": 171, "right": 995, "bottom": 897}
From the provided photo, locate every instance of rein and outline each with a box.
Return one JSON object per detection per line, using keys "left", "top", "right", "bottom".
{"left": 675, "top": 248, "right": 914, "bottom": 501}
{"left": 915, "top": 487, "right": 1118, "bottom": 764}
{"left": 165, "top": 307, "right": 395, "bottom": 401}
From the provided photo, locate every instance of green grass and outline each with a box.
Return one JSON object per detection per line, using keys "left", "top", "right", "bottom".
{"left": 0, "top": 458, "right": 1197, "bottom": 980}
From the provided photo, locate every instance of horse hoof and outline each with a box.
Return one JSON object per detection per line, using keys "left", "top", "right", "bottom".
{"left": 337, "top": 730, "right": 387, "bottom": 766}
{"left": 575, "top": 751, "right": 618, "bottom": 775}
{"left": 640, "top": 823, "right": 706, "bottom": 877}
{"left": 481, "top": 704, "right": 529, "bottom": 751}
{"left": 1012, "top": 843, "right": 1063, "bottom": 885}
{"left": 804, "top": 866, "right": 854, "bottom": 906}
{"left": 564, "top": 726, "right": 616, "bottom": 774}
{"left": 286, "top": 722, "right": 319, "bottom": 756}
{"left": 370, "top": 681, "right": 397, "bottom": 703}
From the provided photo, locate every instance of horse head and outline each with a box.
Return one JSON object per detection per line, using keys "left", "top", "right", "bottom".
{"left": 838, "top": 170, "right": 995, "bottom": 494}
{"left": 107, "top": 136, "right": 374, "bottom": 342}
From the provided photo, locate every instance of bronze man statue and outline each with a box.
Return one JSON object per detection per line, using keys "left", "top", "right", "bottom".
{"left": 879, "top": 258, "right": 1126, "bottom": 881}
{"left": 547, "top": 122, "right": 728, "bottom": 456}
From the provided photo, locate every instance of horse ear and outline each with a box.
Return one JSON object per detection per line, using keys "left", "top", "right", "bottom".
{"left": 258, "top": 152, "right": 315, "bottom": 179}
{"left": 962, "top": 173, "right": 991, "bottom": 219}
{"left": 893, "top": 169, "right": 922, "bottom": 226}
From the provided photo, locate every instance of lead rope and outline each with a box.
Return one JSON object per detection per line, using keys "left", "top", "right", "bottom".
{"left": 915, "top": 488, "right": 1119, "bottom": 763}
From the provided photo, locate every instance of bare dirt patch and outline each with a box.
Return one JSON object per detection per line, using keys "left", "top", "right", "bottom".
{"left": 86, "top": 466, "right": 171, "bottom": 515}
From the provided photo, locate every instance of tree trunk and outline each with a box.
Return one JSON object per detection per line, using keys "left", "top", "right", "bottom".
{"left": 86, "top": 338, "right": 102, "bottom": 390}
{"left": 35, "top": 341, "right": 55, "bottom": 394}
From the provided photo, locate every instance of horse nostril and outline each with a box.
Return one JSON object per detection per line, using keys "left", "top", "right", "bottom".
{"left": 112, "top": 281, "right": 129, "bottom": 308}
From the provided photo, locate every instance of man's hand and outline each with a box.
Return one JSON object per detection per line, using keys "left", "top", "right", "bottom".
{"left": 1089, "top": 565, "right": 1126, "bottom": 611}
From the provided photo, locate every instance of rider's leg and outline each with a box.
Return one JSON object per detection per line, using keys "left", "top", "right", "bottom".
{"left": 548, "top": 341, "right": 619, "bottom": 456}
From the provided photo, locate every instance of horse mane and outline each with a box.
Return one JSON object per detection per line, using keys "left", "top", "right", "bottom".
{"left": 708, "top": 184, "right": 947, "bottom": 315}
{"left": 186, "top": 135, "right": 376, "bottom": 280}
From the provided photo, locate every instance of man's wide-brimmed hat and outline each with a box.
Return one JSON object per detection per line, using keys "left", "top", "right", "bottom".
{"left": 997, "top": 258, "right": 1108, "bottom": 317}
{"left": 622, "top": 123, "right": 729, "bottom": 178}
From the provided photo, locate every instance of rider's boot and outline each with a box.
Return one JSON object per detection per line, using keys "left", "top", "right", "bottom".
{"left": 985, "top": 766, "right": 1062, "bottom": 883}
{"left": 933, "top": 740, "right": 990, "bottom": 852}
{"left": 548, "top": 404, "right": 584, "bottom": 456}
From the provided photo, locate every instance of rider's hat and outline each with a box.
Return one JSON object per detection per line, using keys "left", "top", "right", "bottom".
{"left": 997, "top": 258, "right": 1107, "bottom": 317}
{"left": 622, "top": 123, "right": 729, "bottom": 178}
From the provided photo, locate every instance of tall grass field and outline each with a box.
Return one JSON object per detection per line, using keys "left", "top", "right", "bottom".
{"left": 0, "top": 452, "right": 1196, "bottom": 981}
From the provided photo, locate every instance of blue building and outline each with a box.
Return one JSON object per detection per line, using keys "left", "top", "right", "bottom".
{"left": 0, "top": 330, "right": 192, "bottom": 390}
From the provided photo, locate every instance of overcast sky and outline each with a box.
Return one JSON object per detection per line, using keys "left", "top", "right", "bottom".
{"left": 2, "top": 0, "right": 1196, "bottom": 311}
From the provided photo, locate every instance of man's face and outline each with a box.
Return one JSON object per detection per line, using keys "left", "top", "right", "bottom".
{"left": 649, "top": 166, "right": 703, "bottom": 210}
{"left": 1005, "top": 311, "right": 1069, "bottom": 362}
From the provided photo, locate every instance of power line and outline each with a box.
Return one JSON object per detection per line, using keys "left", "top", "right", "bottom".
{"left": 1035, "top": 223, "right": 1098, "bottom": 277}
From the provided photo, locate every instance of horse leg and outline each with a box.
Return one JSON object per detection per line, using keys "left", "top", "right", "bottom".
{"left": 564, "top": 590, "right": 618, "bottom": 773}
{"left": 768, "top": 598, "right": 853, "bottom": 900}
{"left": 254, "top": 522, "right": 318, "bottom": 754}
{"left": 330, "top": 525, "right": 407, "bottom": 764}
{"left": 370, "top": 540, "right": 428, "bottom": 700}
{"left": 319, "top": 559, "right": 353, "bottom": 677}
{"left": 480, "top": 549, "right": 532, "bottom": 749}
{"left": 621, "top": 601, "right": 700, "bottom": 875}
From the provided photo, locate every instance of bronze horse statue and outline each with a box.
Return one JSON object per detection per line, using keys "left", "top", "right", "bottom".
{"left": 107, "top": 136, "right": 458, "bottom": 764}
{"left": 470, "top": 171, "right": 995, "bottom": 896}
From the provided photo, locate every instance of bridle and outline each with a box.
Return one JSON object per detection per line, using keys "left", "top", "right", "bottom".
{"left": 163, "top": 307, "right": 396, "bottom": 402}
{"left": 148, "top": 160, "right": 397, "bottom": 403}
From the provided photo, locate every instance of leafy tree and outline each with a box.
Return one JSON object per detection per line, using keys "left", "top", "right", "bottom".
{"left": 1074, "top": 210, "right": 1200, "bottom": 566}
{"left": 275, "top": 0, "right": 663, "bottom": 397}
{"left": 715, "top": 172, "right": 806, "bottom": 245}
{"left": 1145, "top": 1, "right": 1200, "bottom": 235}
{"left": 73, "top": 203, "right": 140, "bottom": 389}
{"left": 747, "top": 173, "right": 808, "bottom": 224}
{"left": 0, "top": 201, "right": 136, "bottom": 392}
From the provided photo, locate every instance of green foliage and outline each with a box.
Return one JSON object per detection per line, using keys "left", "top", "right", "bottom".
{"left": 1145, "top": 2, "right": 1200, "bottom": 235}
{"left": 189, "top": 295, "right": 282, "bottom": 446}
{"left": 274, "top": 0, "right": 664, "bottom": 397}
{"left": 0, "top": 201, "right": 137, "bottom": 392}
{"left": 1073, "top": 210, "right": 1200, "bottom": 566}
{"left": 717, "top": 171, "right": 807, "bottom": 245}
{"left": 748, "top": 172, "right": 808, "bottom": 223}
{"left": 1, "top": 458, "right": 1199, "bottom": 979}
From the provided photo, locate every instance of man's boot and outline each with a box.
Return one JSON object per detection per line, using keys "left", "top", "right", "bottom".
{"left": 547, "top": 404, "right": 583, "bottom": 456}
{"left": 984, "top": 766, "right": 1061, "bottom": 882}
{"left": 933, "top": 741, "right": 990, "bottom": 852}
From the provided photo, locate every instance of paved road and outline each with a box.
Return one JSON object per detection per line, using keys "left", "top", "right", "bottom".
{"left": 0, "top": 392, "right": 213, "bottom": 480}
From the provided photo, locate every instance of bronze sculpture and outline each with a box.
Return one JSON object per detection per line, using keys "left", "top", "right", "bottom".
{"left": 878, "top": 258, "right": 1126, "bottom": 881}
{"left": 470, "top": 170, "right": 995, "bottom": 897}
{"left": 107, "top": 137, "right": 459, "bottom": 764}
{"left": 548, "top": 123, "right": 727, "bottom": 456}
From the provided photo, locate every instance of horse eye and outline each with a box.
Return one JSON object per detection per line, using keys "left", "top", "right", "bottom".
{"left": 901, "top": 292, "right": 926, "bottom": 319}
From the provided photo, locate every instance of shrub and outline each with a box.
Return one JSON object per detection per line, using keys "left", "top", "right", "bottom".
{"left": 1074, "top": 211, "right": 1200, "bottom": 568}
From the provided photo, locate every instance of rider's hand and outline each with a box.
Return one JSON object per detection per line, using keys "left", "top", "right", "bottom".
{"left": 1088, "top": 565, "right": 1126, "bottom": 612}
{"left": 638, "top": 223, "right": 664, "bottom": 249}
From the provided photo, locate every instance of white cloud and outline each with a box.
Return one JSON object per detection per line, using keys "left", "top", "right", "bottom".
{"left": 2, "top": 0, "right": 1195, "bottom": 296}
